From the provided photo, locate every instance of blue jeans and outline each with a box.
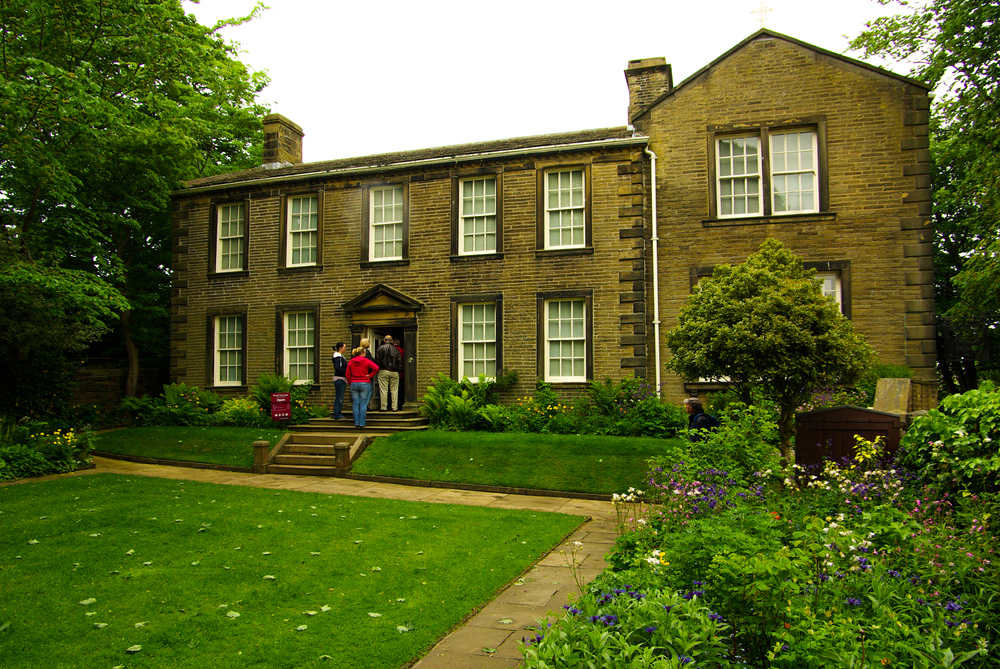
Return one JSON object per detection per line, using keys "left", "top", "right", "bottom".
{"left": 333, "top": 379, "right": 347, "bottom": 419}
{"left": 350, "top": 382, "right": 373, "bottom": 427}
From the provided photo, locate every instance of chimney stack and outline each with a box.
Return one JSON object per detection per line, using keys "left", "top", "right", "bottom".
{"left": 262, "top": 113, "right": 303, "bottom": 166}
{"left": 624, "top": 58, "right": 672, "bottom": 125}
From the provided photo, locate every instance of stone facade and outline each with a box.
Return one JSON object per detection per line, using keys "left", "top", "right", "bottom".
{"left": 170, "top": 30, "right": 935, "bottom": 408}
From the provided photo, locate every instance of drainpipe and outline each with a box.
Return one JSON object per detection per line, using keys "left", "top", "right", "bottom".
{"left": 644, "top": 147, "right": 662, "bottom": 397}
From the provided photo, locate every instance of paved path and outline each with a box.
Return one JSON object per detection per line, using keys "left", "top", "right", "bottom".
{"left": 61, "top": 457, "right": 618, "bottom": 669}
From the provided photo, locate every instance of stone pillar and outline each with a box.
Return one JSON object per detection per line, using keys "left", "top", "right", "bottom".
{"left": 334, "top": 442, "right": 351, "bottom": 476}
{"left": 253, "top": 440, "right": 270, "bottom": 474}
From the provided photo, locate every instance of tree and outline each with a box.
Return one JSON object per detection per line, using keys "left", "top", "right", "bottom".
{"left": 850, "top": 0, "right": 1000, "bottom": 392}
{"left": 665, "top": 239, "right": 873, "bottom": 464}
{"left": 0, "top": 0, "right": 269, "bottom": 401}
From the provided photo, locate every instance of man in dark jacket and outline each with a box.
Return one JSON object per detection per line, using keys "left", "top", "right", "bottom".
{"left": 684, "top": 397, "right": 719, "bottom": 442}
{"left": 375, "top": 335, "right": 402, "bottom": 411}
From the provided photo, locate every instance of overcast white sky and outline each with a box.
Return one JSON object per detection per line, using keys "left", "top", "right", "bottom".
{"left": 184, "top": 0, "right": 905, "bottom": 163}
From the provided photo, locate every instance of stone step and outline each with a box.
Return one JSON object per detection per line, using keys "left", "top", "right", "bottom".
{"left": 267, "top": 464, "right": 338, "bottom": 476}
{"left": 285, "top": 432, "right": 392, "bottom": 445}
{"left": 272, "top": 454, "right": 338, "bottom": 466}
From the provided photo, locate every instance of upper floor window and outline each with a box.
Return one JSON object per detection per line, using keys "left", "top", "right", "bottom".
{"left": 284, "top": 311, "right": 315, "bottom": 383}
{"left": 216, "top": 203, "right": 246, "bottom": 272}
{"left": 459, "top": 177, "right": 497, "bottom": 255}
{"left": 545, "top": 169, "right": 586, "bottom": 249}
{"left": 287, "top": 195, "right": 319, "bottom": 266}
{"left": 770, "top": 131, "right": 817, "bottom": 214}
{"left": 214, "top": 315, "right": 244, "bottom": 386}
{"left": 717, "top": 137, "right": 761, "bottom": 217}
{"left": 371, "top": 186, "right": 405, "bottom": 261}
{"left": 709, "top": 119, "right": 826, "bottom": 220}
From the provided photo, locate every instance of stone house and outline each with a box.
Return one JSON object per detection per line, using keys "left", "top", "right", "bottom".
{"left": 169, "top": 30, "right": 936, "bottom": 408}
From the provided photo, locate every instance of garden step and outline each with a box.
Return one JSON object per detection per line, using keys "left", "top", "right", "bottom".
{"left": 285, "top": 431, "right": 393, "bottom": 445}
{"left": 272, "top": 454, "right": 338, "bottom": 467}
{"left": 266, "top": 464, "right": 338, "bottom": 476}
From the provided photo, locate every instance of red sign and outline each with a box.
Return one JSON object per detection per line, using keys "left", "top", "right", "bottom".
{"left": 271, "top": 392, "right": 291, "bottom": 421}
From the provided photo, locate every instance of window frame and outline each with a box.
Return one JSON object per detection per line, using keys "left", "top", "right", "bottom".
{"left": 451, "top": 171, "right": 503, "bottom": 259}
{"left": 536, "top": 290, "right": 593, "bottom": 385}
{"left": 450, "top": 293, "right": 503, "bottom": 382}
{"left": 275, "top": 304, "right": 320, "bottom": 385}
{"left": 706, "top": 117, "right": 828, "bottom": 221}
{"left": 361, "top": 182, "right": 409, "bottom": 266}
{"left": 208, "top": 197, "right": 250, "bottom": 276}
{"left": 280, "top": 191, "right": 323, "bottom": 269}
{"left": 535, "top": 164, "right": 593, "bottom": 254}
{"left": 205, "top": 309, "right": 247, "bottom": 389}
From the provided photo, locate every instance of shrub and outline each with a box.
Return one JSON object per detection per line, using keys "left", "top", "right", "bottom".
{"left": 249, "top": 373, "right": 296, "bottom": 414}
{"left": 899, "top": 381, "right": 1000, "bottom": 494}
{"left": 0, "top": 421, "right": 94, "bottom": 482}
{"left": 681, "top": 402, "right": 780, "bottom": 480}
{"left": 120, "top": 383, "right": 222, "bottom": 427}
{"left": 216, "top": 396, "right": 270, "bottom": 428}
{"left": 475, "top": 404, "right": 511, "bottom": 432}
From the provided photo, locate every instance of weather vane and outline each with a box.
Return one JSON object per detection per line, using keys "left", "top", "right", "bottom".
{"left": 751, "top": 0, "right": 773, "bottom": 28}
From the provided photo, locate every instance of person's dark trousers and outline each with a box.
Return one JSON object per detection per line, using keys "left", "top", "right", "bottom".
{"left": 333, "top": 379, "right": 347, "bottom": 419}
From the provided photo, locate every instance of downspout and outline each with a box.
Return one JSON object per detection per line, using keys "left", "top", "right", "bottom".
{"left": 644, "top": 147, "right": 662, "bottom": 397}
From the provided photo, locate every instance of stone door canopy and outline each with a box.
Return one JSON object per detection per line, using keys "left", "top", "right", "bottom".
{"left": 342, "top": 284, "right": 424, "bottom": 328}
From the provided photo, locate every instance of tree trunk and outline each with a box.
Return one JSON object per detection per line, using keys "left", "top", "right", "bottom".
{"left": 121, "top": 310, "right": 139, "bottom": 397}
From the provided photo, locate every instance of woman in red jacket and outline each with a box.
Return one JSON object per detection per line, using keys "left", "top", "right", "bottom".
{"left": 346, "top": 346, "right": 379, "bottom": 428}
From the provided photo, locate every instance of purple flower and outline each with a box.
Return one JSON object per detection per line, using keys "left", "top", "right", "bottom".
{"left": 846, "top": 597, "right": 863, "bottom": 606}
{"left": 945, "top": 601, "right": 963, "bottom": 612}
{"left": 678, "top": 656, "right": 693, "bottom": 664}
{"left": 643, "top": 625, "right": 657, "bottom": 633}
{"left": 708, "top": 613, "right": 724, "bottom": 621}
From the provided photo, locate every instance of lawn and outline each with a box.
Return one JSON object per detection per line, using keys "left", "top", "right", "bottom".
{"left": 93, "top": 427, "right": 286, "bottom": 468}
{"left": 0, "top": 474, "right": 583, "bottom": 669}
{"left": 352, "top": 431, "right": 686, "bottom": 495}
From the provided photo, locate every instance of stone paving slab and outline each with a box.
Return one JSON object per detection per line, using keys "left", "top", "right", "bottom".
{"left": 44, "top": 457, "right": 620, "bottom": 669}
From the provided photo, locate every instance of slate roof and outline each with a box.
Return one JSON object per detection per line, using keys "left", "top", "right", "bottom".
{"left": 181, "top": 126, "right": 644, "bottom": 191}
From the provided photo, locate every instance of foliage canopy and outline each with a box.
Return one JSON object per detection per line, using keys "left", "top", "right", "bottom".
{"left": 665, "top": 238, "right": 873, "bottom": 462}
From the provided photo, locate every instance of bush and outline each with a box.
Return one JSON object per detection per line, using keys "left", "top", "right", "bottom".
{"left": 216, "top": 396, "right": 270, "bottom": 428}
{"left": 684, "top": 402, "right": 781, "bottom": 480}
{"left": 249, "top": 373, "right": 296, "bottom": 415}
{"left": 120, "top": 383, "right": 222, "bottom": 426}
{"left": 0, "top": 420, "right": 94, "bottom": 482}
{"left": 899, "top": 381, "right": 1000, "bottom": 494}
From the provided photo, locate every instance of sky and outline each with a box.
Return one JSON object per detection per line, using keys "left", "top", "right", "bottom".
{"left": 183, "top": 0, "right": 907, "bottom": 163}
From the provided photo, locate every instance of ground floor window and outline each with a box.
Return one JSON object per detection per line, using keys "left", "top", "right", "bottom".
{"left": 284, "top": 311, "right": 316, "bottom": 383}
{"left": 215, "top": 315, "right": 243, "bottom": 386}
{"left": 539, "top": 291, "right": 591, "bottom": 383}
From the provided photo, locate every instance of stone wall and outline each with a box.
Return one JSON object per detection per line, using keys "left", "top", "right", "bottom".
{"left": 632, "top": 36, "right": 934, "bottom": 403}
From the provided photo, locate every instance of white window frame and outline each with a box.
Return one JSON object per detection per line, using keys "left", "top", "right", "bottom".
{"left": 770, "top": 130, "right": 819, "bottom": 215}
{"left": 544, "top": 298, "right": 586, "bottom": 382}
{"left": 216, "top": 203, "right": 245, "bottom": 272}
{"left": 544, "top": 169, "right": 586, "bottom": 250}
{"left": 214, "top": 315, "right": 243, "bottom": 386}
{"left": 716, "top": 136, "right": 762, "bottom": 218}
{"left": 458, "top": 302, "right": 497, "bottom": 381}
{"left": 283, "top": 311, "right": 315, "bottom": 383}
{"left": 458, "top": 177, "right": 497, "bottom": 255}
{"left": 817, "top": 271, "right": 843, "bottom": 311}
{"left": 286, "top": 195, "right": 319, "bottom": 267}
{"left": 370, "top": 185, "right": 404, "bottom": 261}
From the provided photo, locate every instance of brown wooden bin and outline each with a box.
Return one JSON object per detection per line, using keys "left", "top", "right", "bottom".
{"left": 795, "top": 406, "right": 902, "bottom": 468}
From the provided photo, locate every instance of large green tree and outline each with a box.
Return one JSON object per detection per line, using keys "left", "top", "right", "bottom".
{"left": 665, "top": 239, "right": 874, "bottom": 464}
{"left": 851, "top": 0, "right": 1000, "bottom": 392}
{"left": 0, "top": 0, "right": 269, "bottom": 408}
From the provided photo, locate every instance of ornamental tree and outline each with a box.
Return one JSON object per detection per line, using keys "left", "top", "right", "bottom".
{"left": 665, "top": 238, "right": 873, "bottom": 464}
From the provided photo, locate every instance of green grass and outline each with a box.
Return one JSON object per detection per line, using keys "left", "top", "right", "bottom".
{"left": 0, "top": 474, "right": 582, "bottom": 669}
{"left": 93, "top": 427, "right": 286, "bottom": 468}
{"left": 352, "top": 431, "right": 687, "bottom": 494}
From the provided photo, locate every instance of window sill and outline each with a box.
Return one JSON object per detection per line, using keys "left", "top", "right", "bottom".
{"left": 208, "top": 270, "right": 249, "bottom": 280}
{"left": 450, "top": 252, "right": 504, "bottom": 263}
{"left": 211, "top": 385, "right": 248, "bottom": 392}
{"left": 545, "top": 381, "right": 590, "bottom": 389}
{"left": 278, "top": 265, "right": 323, "bottom": 275}
{"left": 684, "top": 381, "right": 730, "bottom": 393}
{"left": 361, "top": 259, "right": 410, "bottom": 270}
{"left": 702, "top": 212, "right": 836, "bottom": 228}
{"left": 535, "top": 247, "right": 595, "bottom": 259}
